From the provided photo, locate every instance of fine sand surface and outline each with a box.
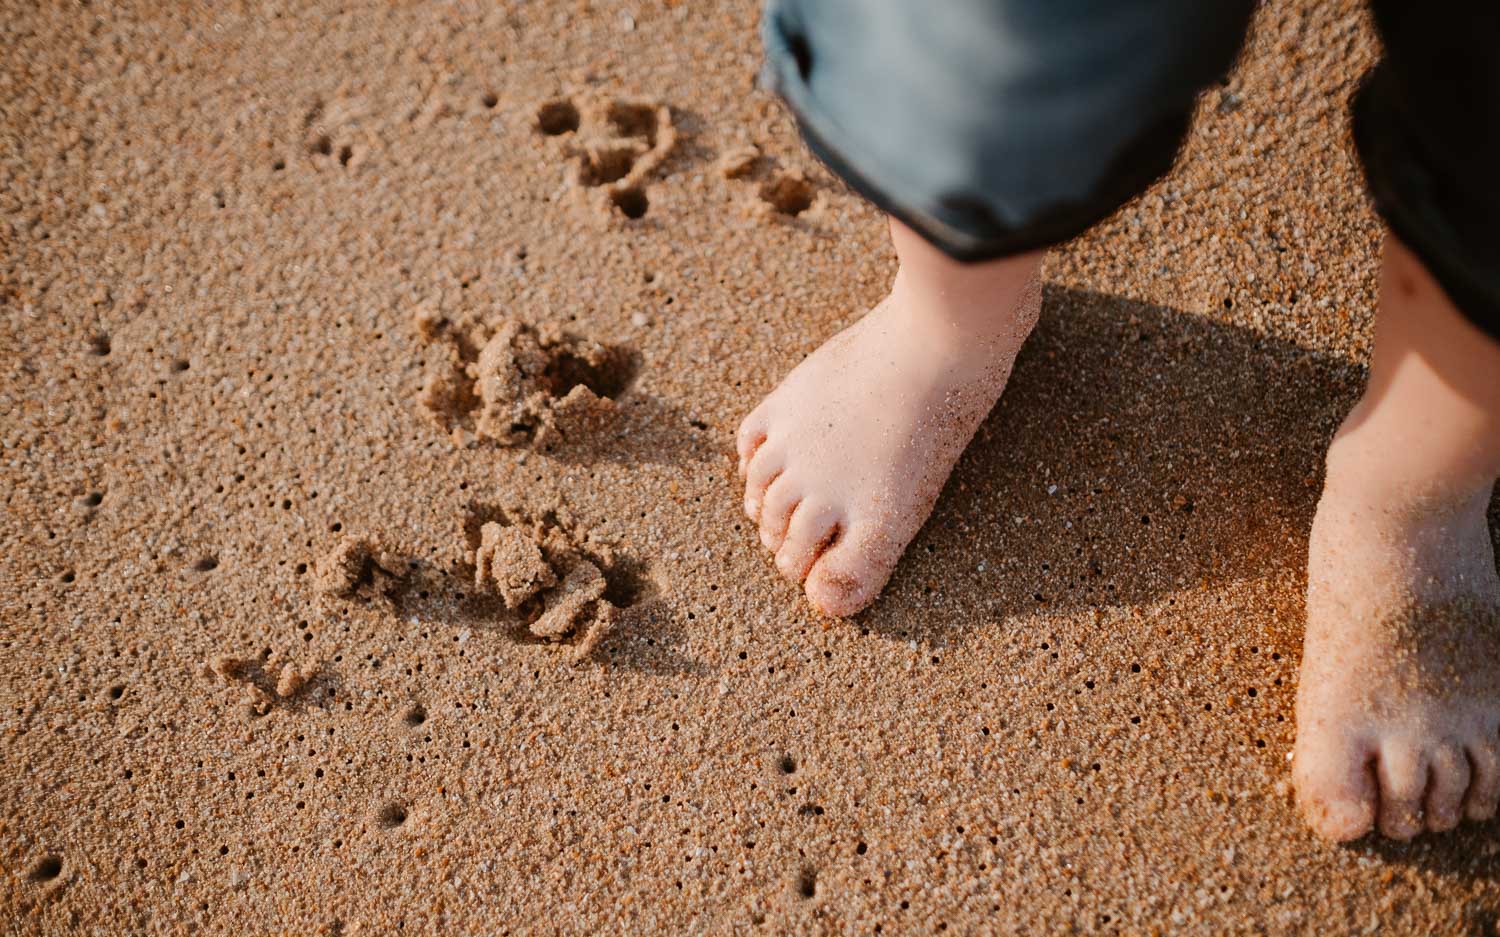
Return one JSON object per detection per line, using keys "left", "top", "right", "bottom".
{"left": 4, "top": 0, "right": 1498, "bottom": 933}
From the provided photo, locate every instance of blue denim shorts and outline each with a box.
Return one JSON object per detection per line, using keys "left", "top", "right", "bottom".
{"left": 762, "top": 0, "right": 1500, "bottom": 340}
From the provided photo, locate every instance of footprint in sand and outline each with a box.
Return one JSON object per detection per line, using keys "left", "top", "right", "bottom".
{"left": 715, "top": 143, "right": 820, "bottom": 219}
{"left": 412, "top": 311, "right": 636, "bottom": 450}
{"left": 464, "top": 503, "right": 653, "bottom": 663}
{"left": 532, "top": 94, "right": 678, "bottom": 222}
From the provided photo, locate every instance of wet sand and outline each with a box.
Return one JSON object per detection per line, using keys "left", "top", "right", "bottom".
{"left": 4, "top": 0, "right": 1499, "bottom": 932}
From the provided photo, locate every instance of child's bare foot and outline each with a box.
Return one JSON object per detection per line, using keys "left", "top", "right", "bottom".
{"left": 1293, "top": 234, "right": 1500, "bottom": 841}
{"left": 736, "top": 222, "right": 1042, "bottom": 615}
{"left": 1294, "top": 466, "right": 1500, "bottom": 841}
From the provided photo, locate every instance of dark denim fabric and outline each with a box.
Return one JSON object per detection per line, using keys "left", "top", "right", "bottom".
{"left": 763, "top": 0, "right": 1500, "bottom": 340}
{"left": 1352, "top": 3, "right": 1500, "bottom": 341}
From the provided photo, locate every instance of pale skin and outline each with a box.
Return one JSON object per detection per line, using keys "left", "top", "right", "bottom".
{"left": 737, "top": 217, "right": 1500, "bottom": 841}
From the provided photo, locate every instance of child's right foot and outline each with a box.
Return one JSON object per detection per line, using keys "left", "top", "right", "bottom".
{"left": 737, "top": 226, "right": 1041, "bottom": 615}
{"left": 1293, "top": 234, "right": 1500, "bottom": 841}
{"left": 1294, "top": 456, "right": 1500, "bottom": 841}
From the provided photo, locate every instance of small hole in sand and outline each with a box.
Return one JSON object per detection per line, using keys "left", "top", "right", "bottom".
{"left": 601, "top": 557, "right": 651, "bottom": 608}
{"left": 171, "top": 359, "right": 190, "bottom": 372}
{"left": 610, "top": 187, "right": 648, "bottom": 219}
{"left": 796, "top": 868, "right": 817, "bottom": 899}
{"left": 108, "top": 684, "right": 125, "bottom": 700}
{"left": 192, "top": 556, "right": 219, "bottom": 572}
{"left": 536, "top": 99, "right": 580, "bottom": 135}
{"left": 88, "top": 334, "right": 111, "bottom": 356}
{"left": 577, "top": 144, "right": 639, "bottom": 186}
{"left": 481, "top": 91, "right": 498, "bottom": 109}
{"left": 542, "top": 345, "right": 636, "bottom": 402}
{"left": 29, "top": 856, "right": 62, "bottom": 882}
{"left": 59, "top": 570, "right": 76, "bottom": 584}
{"left": 272, "top": 159, "right": 285, "bottom": 171}
{"left": 606, "top": 100, "right": 659, "bottom": 142}
{"left": 778, "top": 754, "right": 797, "bottom": 774}
{"left": 82, "top": 491, "right": 103, "bottom": 507}
{"left": 310, "top": 135, "right": 332, "bottom": 156}
{"left": 377, "top": 802, "right": 408, "bottom": 829}
{"left": 403, "top": 704, "right": 427, "bottom": 727}
{"left": 760, "top": 173, "right": 814, "bottom": 216}
{"left": 856, "top": 841, "right": 867, "bottom": 855}
{"left": 337, "top": 145, "right": 352, "bottom": 166}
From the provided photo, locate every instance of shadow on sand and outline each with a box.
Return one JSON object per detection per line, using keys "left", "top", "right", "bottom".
{"left": 858, "top": 282, "right": 1367, "bottom": 646}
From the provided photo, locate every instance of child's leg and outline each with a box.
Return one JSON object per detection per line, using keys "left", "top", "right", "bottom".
{"left": 751, "top": 0, "right": 1256, "bottom": 615}
{"left": 737, "top": 220, "right": 1042, "bottom": 615}
{"left": 1294, "top": 232, "right": 1500, "bottom": 841}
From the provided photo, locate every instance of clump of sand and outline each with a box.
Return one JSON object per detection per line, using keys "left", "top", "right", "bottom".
{"left": 564, "top": 97, "right": 677, "bottom": 192}
{"left": 417, "top": 315, "right": 628, "bottom": 448}
{"left": 472, "top": 319, "right": 622, "bottom": 447}
{"left": 471, "top": 510, "right": 623, "bottom": 662}
{"left": 312, "top": 535, "right": 406, "bottom": 598}
{"left": 474, "top": 522, "right": 557, "bottom": 609}
{"left": 207, "top": 653, "right": 319, "bottom": 715}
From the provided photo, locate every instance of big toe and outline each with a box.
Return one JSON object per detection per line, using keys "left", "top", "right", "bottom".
{"left": 803, "top": 524, "right": 893, "bottom": 617}
{"left": 1293, "top": 733, "right": 1377, "bottom": 842}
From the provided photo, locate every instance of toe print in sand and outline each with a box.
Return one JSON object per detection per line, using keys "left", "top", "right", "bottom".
{"left": 309, "top": 506, "right": 648, "bottom": 664}
{"left": 533, "top": 93, "right": 677, "bottom": 223}
{"left": 414, "top": 309, "right": 635, "bottom": 451}
{"left": 718, "top": 147, "right": 820, "bottom": 221}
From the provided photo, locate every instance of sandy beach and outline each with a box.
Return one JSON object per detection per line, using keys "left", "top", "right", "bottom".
{"left": 4, "top": 0, "right": 1498, "bottom": 932}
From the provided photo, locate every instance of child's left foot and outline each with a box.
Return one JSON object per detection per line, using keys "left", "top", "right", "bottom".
{"left": 1294, "top": 457, "right": 1500, "bottom": 841}
{"left": 736, "top": 225, "right": 1042, "bottom": 616}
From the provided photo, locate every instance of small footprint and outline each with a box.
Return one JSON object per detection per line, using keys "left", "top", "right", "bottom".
{"left": 716, "top": 143, "right": 819, "bottom": 219}
{"left": 414, "top": 312, "right": 636, "bottom": 450}
{"left": 533, "top": 94, "right": 678, "bottom": 223}
{"left": 463, "top": 503, "right": 655, "bottom": 663}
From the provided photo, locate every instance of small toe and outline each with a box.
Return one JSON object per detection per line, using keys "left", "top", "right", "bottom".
{"left": 1376, "top": 744, "right": 1430, "bottom": 840}
{"left": 774, "top": 501, "right": 842, "bottom": 583}
{"left": 758, "top": 477, "right": 801, "bottom": 552}
{"left": 1293, "top": 735, "right": 1377, "bottom": 842}
{"left": 804, "top": 524, "right": 888, "bottom": 617}
{"left": 1462, "top": 735, "right": 1500, "bottom": 822}
{"left": 1424, "top": 743, "right": 1471, "bottom": 833}
{"left": 743, "top": 447, "right": 784, "bottom": 520}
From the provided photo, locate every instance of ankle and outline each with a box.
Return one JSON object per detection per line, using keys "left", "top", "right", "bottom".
{"left": 1322, "top": 435, "right": 1493, "bottom": 528}
{"left": 887, "top": 257, "right": 1041, "bottom": 354}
